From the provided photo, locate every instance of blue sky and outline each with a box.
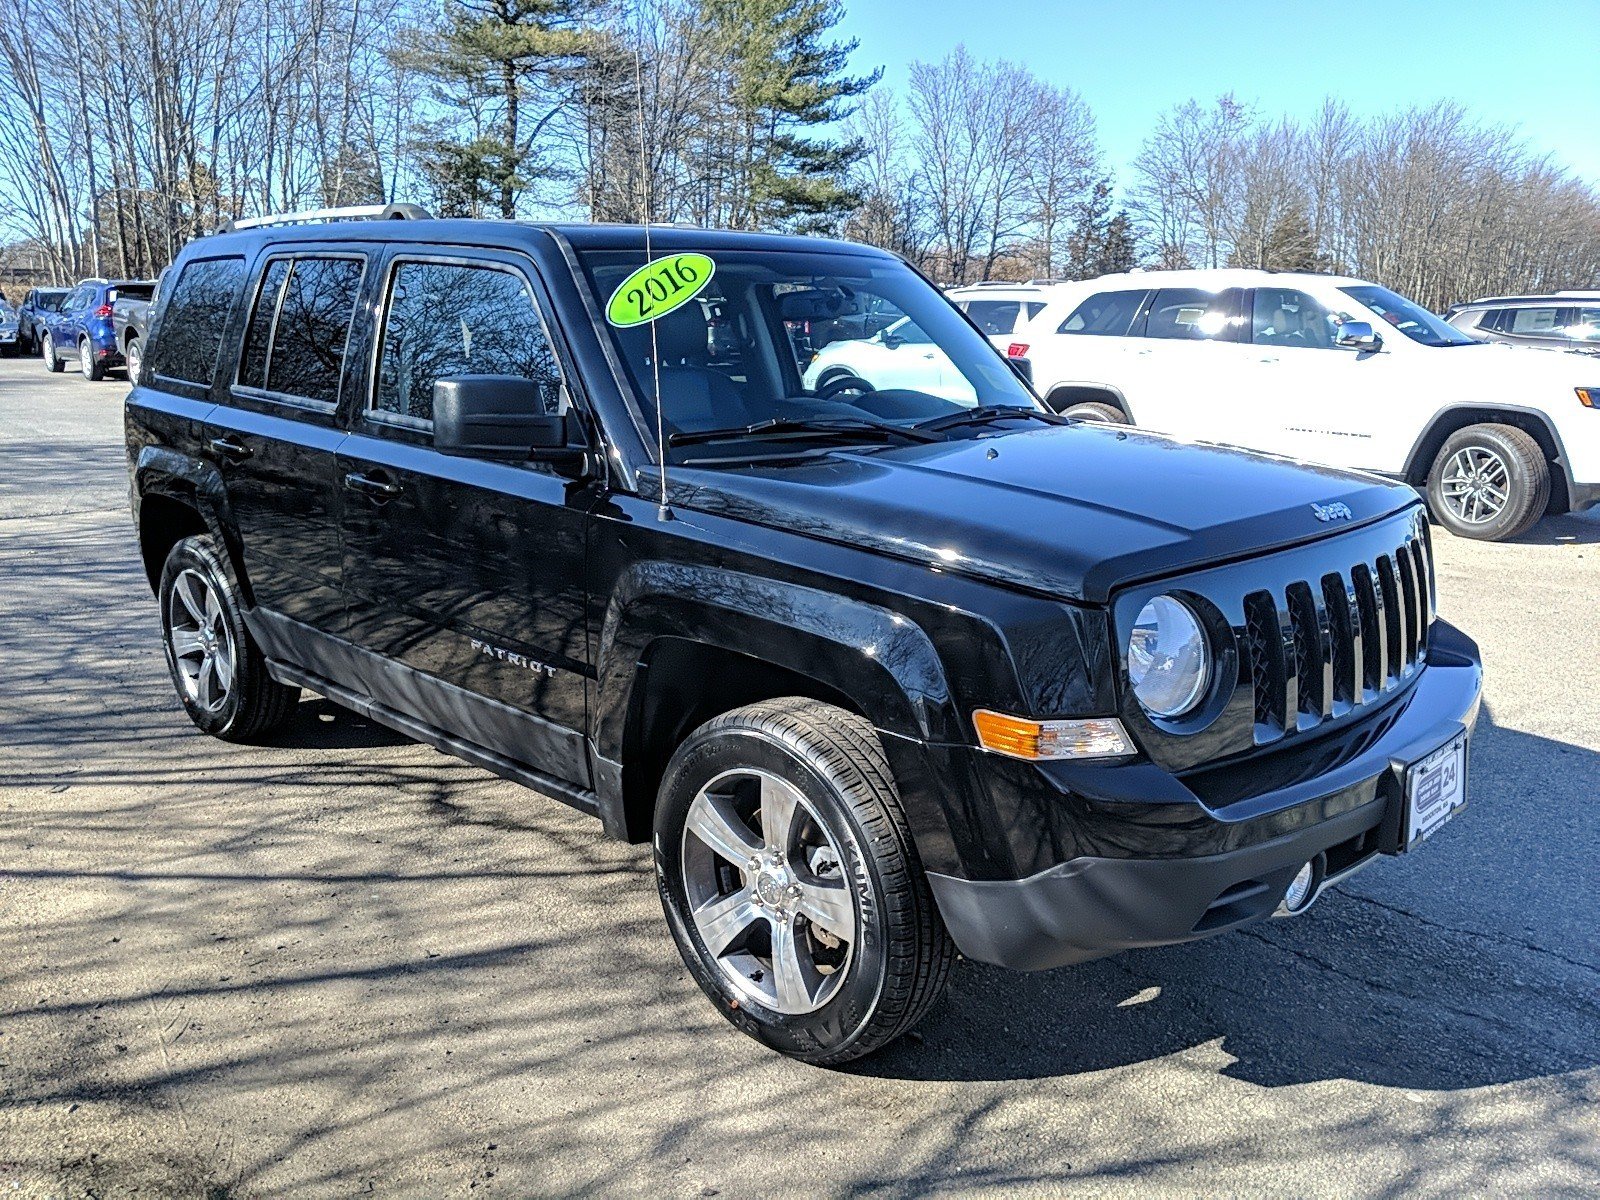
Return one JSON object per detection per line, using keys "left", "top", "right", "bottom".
{"left": 833, "top": 0, "right": 1600, "bottom": 187}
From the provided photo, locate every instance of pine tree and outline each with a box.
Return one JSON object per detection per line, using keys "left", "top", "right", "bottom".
{"left": 398, "top": 0, "right": 593, "bottom": 219}
{"left": 699, "top": 0, "right": 879, "bottom": 231}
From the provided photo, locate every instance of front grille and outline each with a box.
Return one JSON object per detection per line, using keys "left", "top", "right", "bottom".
{"left": 1241, "top": 528, "right": 1433, "bottom": 745}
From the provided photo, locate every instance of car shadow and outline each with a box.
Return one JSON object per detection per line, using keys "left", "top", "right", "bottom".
{"left": 1508, "top": 509, "right": 1600, "bottom": 546}
{"left": 263, "top": 696, "right": 413, "bottom": 751}
{"left": 852, "top": 709, "right": 1600, "bottom": 1090}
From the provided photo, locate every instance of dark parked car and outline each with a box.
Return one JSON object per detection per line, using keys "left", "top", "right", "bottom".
{"left": 113, "top": 269, "right": 165, "bottom": 383}
{"left": 1444, "top": 291, "right": 1600, "bottom": 355}
{"left": 17, "top": 286, "right": 68, "bottom": 354}
{"left": 41, "top": 278, "right": 154, "bottom": 380}
{"left": 126, "top": 207, "right": 1483, "bottom": 1063}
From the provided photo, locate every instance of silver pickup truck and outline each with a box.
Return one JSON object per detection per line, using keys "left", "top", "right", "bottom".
{"left": 111, "top": 271, "right": 163, "bottom": 383}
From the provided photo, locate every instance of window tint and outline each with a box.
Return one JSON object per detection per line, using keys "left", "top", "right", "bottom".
{"left": 1571, "top": 308, "right": 1600, "bottom": 341}
{"left": 237, "top": 259, "right": 291, "bottom": 390}
{"left": 1251, "top": 287, "right": 1338, "bottom": 348}
{"left": 1506, "top": 307, "right": 1562, "bottom": 336}
{"left": 262, "top": 257, "right": 364, "bottom": 404}
{"left": 1145, "top": 288, "right": 1245, "bottom": 341}
{"left": 1058, "top": 290, "right": 1147, "bottom": 336}
{"left": 373, "top": 261, "right": 561, "bottom": 424}
{"left": 147, "top": 256, "right": 247, "bottom": 385}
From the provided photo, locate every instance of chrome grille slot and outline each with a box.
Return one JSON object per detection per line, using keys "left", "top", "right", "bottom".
{"left": 1243, "top": 532, "right": 1432, "bottom": 747}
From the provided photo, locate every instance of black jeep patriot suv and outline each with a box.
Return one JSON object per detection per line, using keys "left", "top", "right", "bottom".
{"left": 127, "top": 208, "right": 1482, "bottom": 1063}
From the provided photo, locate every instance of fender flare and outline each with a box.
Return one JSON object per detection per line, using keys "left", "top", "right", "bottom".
{"left": 1402, "top": 403, "right": 1574, "bottom": 499}
{"left": 132, "top": 445, "right": 252, "bottom": 603}
{"left": 1042, "top": 379, "right": 1134, "bottom": 419}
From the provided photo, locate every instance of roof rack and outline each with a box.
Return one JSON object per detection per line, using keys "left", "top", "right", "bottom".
{"left": 218, "top": 202, "right": 432, "bottom": 234}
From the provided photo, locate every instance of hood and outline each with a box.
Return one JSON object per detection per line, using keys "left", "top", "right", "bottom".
{"left": 673, "top": 424, "right": 1417, "bottom": 604}
{"left": 1457, "top": 340, "right": 1600, "bottom": 375}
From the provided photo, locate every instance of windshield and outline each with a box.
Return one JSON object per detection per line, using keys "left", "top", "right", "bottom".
{"left": 576, "top": 247, "right": 1037, "bottom": 460}
{"left": 1339, "top": 285, "right": 1478, "bottom": 347}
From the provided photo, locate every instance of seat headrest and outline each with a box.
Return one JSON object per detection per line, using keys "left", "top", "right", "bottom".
{"left": 655, "top": 304, "right": 710, "bottom": 364}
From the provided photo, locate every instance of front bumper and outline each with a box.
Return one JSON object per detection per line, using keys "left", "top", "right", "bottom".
{"left": 928, "top": 620, "right": 1482, "bottom": 971}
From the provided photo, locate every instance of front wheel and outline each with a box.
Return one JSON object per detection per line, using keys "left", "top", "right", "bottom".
{"left": 655, "top": 698, "right": 954, "bottom": 1064}
{"left": 1426, "top": 423, "right": 1548, "bottom": 541}
{"left": 41, "top": 331, "right": 63, "bottom": 372}
{"left": 158, "top": 535, "right": 300, "bottom": 741}
{"left": 1058, "top": 400, "right": 1128, "bottom": 424}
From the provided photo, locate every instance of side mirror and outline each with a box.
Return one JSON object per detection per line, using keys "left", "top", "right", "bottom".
{"left": 881, "top": 332, "right": 905, "bottom": 350}
{"left": 432, "top": 375, "right": 577, "bottom": 461}
{"left": 1336, "top": 321, "right": 1382, "bottom": 351}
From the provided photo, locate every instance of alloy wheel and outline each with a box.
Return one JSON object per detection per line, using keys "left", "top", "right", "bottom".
{"left": 1440, "top": 445, "right": 1510, "bottom": 525}
{"left": 680, "top": 767, "right": 860, "bottom": 1015}
{"left": 126, "top": 340, "right": 142, "bottom": 384}
{"left": 79, "top": 339, "right": 93, "bottom": 379}
{"left": 167, "top": 568, "right": 235, "bottom": 712}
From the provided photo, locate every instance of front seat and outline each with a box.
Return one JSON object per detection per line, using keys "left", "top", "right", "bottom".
{"left": 650, "top": 306, "right": 753, "bottom": 434}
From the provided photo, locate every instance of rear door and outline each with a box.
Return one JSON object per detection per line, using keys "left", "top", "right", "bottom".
{"left": 337, "top": 247, "right": 597, "bottom": 787}
{"left": 203, "top": 248, "right": 368, "bottom": 640}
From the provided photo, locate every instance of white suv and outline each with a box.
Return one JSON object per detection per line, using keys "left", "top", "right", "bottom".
{"left": 1019, "top": 269, "right": 1600, "bottom": 541}
{"left": 948, "top": 281, "right": 1090, "bottom": 352}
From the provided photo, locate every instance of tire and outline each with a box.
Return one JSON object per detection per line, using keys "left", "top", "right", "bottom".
{"left": 1425, "top": 423, "right": 1549, "bottom": 542}
{"left": 80, "top": 337, "right": 106, "bottom": 381}
{"left": 158, "top": 535, "right": 300, "bottom": 742}
{"left": 655, "top": 697, "right": 954, "bottom": 1065}
{"left": 124, "top": 336, "right": 142, "bottom": 385}
{"left": 1058, "top": 400, "right": 1128, "bottom": 425}
{"left": 816, "top": 371, "right": 875, "bottom": 401}
{"left": 41, "top": 331, "right": 63, "bottom": 372}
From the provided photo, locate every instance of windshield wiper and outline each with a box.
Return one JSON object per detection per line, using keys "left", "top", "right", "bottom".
{"left": 668, "top": 416, "right": 942, "bottom": 447}
{"left": 914, "top": 405, "right": 1068, "bottom": 434}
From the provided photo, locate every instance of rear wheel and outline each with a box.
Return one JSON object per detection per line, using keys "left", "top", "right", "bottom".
{"left": 41, "top": 331, "right": 63, "bottom": 372}
{"left": 1426, "top": 423, "right": 1548, "bottom": 541}
{"left": 79, "top": 337, "right": 106, "bottom": 381}
{"left": 124, "top": 336, "right": 142, "bottom": 384}
{"left": 655, "top": 698, "right": 954, "bottom": 1064}
{"left": 158, "top": 535, "right": 300, "bottom": 741}
{"left": 1058, "top": 400, "right": 1128, "bottom": 425}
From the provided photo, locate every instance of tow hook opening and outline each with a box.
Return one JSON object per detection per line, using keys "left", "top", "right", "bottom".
{"left": 1276, "top": 852, "right": 1327, "bottom": 916}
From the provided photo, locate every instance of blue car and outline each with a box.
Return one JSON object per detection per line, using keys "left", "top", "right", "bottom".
{"left": 40, "top": 279, "right": 153, "bottom": 381}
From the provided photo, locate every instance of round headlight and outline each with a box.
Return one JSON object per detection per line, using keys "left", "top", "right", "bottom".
{"left": 1128, "top": 595, "right": 1210, "bottom": 718}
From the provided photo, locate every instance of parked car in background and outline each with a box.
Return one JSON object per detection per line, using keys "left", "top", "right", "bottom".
{"left": 113, "top": 270, "right": 165, "bottom": 384}
{"left": 1443, "top": 291, "right": 1600, "bottom": 355}
{"left": 1017, "top": 268, "right": 1600, "bottom": 541}
{"left": 800, "top": 315, "right": 975, "bottom": 403}
{"left": 0, "top": 300, "right": 19, "bottom": 356}
{"left": 40, "top": 279, "right": 154, "bottom": 381}
{"left": 948, "top": 280, "right": 1086, "bottom": 352}
{"left": 18, "top": 287, "right": 68, "bottom": 354}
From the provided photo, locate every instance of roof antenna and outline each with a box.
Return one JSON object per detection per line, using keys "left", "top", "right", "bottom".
{"left": 635, "top": 42, "right": 671, "bottom": 523}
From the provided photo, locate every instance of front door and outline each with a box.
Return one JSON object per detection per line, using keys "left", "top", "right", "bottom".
{"left": 1122, "top": 286, "right": 1254, "bottom": 443}
{"left": 337, "top": 250, "right": 597, "bottom": 787}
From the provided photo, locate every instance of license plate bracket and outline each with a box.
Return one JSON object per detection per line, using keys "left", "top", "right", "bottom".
{"left": 1399, "top": 731, "right": 1469, "bottom": 851}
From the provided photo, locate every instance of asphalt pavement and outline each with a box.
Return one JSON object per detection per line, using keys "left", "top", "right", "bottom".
{"left": 1, "top": 355, "right": 1596, "bottom": 1196}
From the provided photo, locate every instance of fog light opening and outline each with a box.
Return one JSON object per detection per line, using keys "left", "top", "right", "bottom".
{"left": 1277, "top": 853, "right": 1326, "bottom": 916}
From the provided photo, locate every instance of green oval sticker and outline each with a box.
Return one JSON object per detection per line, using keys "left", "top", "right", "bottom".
{"left": 605, "top": 253, "right": 716, "bottom": 328}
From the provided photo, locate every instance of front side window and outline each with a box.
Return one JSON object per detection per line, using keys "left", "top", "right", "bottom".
{"left": 1058, "top": 290, "right": 1147, "bottom": 336}
{"left": 576, "top": 247, "right": 1036, "bottom": 459}
{"left": 373, "top": 261, "right": 561, "bottom": 424}
{"left": 261, "top": 257, "right": 364, "bottom": 404}
{"left": 1339, "top": 285, "right": 1477, "bottom": 347}
{"left": 1570, "top": 308, "right": 1600, "bottom": 341}
{"left": 1251, "top": 287, "right": 1339, "bottom": 349}
{"left": 1144, "top": 288, "right": 1246, "bottom": 342}
{"left": 146, "top": 256, "right": 247, "bottom": 385}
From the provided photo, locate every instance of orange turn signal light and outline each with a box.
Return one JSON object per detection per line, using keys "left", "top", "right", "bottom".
{"left": 972, "top": 710, "right": 1135, "bottom": 761}
{"left": 1578, "top": 387, "right": 1598, "bottom": 408}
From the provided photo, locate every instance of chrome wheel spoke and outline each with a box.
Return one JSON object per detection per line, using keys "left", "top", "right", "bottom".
{"left": 685, "top": 790, "right": 762, "bottom": 866}
{"left": 212, "top": 641, "right": 234, "bottom": 691}
{"left": 795, "top": 877, "right": 854, "bottom": 942}
{"left": 770, "top": 914, "right": 820, "bottom": 1011}
{"left": 169, "top": 627, "right": 204, "bottom": 659}
{"left": 758, "top": 774, "right": 801, "bottom": 855}
{"left": 197, "top": 654, "right": 218, "bottom": 707}
{"left": 694, "top": 887, "right": 761, "bottom": 957}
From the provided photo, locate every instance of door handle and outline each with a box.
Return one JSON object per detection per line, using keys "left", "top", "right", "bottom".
{"left": 344, "top": 470, "right": 402, "bottom": 498}
{"left": 1256, "top": 355, "right": 1278, "bottom": 364}
{"left": 209, "top": 436, "right": 253, "bottom": 462}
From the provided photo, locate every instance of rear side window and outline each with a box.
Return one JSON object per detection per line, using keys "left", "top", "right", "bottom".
{"left": 372, "top": 261, "right": 561, "bottom": 424}
{"left": 1144, "top": 288, "right": 1246, "bottom": 342}
{"left": 1058, "top": 290, "right": 1148, "bottom": 336}
{"left": 147, "top": 256, "right": 246, "bottom": 385}
{"left": 235, "top": 256, "right": 364, "bottom": 404}
{"left": 963, "top": 299, "right": 1030, "bottom": 336}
